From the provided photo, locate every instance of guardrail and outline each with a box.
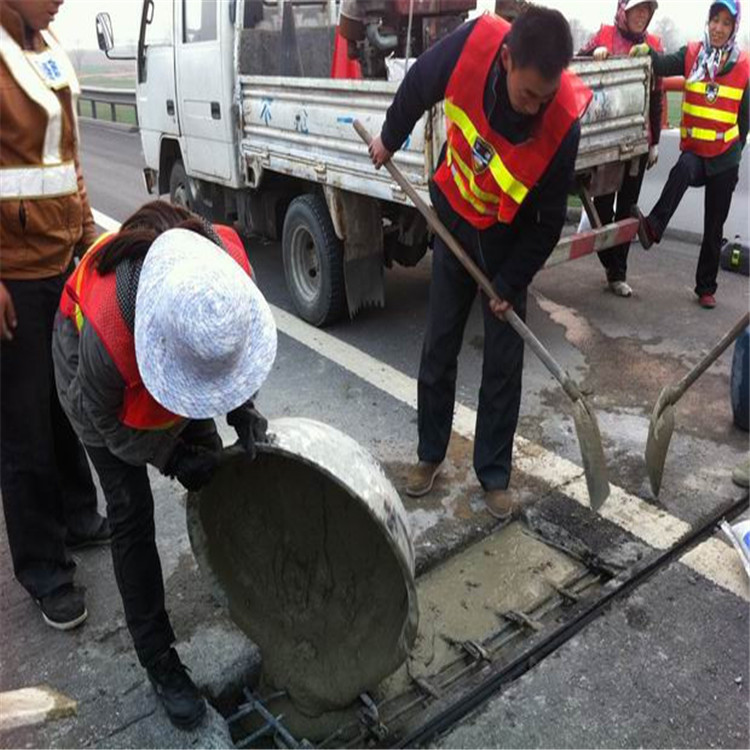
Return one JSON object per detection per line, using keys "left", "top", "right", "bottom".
{"left": 79, "top": 86, "right": 138, "bottom": 126}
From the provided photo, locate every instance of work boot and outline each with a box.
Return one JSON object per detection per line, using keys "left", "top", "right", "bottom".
{"left": 483, "top": 489, "right": 517, "bottom": 521}
{"left": 732, "top": 457, "right": 750, "bottom": 489}
{"left": 632, "top": 206, "right": 656, "bottom": 250}
{"left": 147, "top": 648, "right": 206, "bottom": 730}
{"left": 405, "top": 461, "right": 443, "bottom": 498}
{"left": 36, "top": 584, "right": 88, "bottom": 631}
{"left": 66, "top": 517, "right": 111, "bottom": 551}
{"left": 608, "top": 280, "right": 633, "bottom": 298}
{"left": 698, "top": 293, "right": 716, "bottom": 309}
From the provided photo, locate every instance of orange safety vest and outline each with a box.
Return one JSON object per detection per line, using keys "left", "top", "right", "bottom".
{"left": 59, "top": 224, "right": 253, "bottom": 431}
{"left": 680, "top": 42, "right": 749, "bottom": 158}
{"left": 432, "top": 14, "right": 592, "bottom": 228}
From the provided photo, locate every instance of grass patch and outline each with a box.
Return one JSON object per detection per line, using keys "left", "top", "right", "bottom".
{"left": 78, "top": 98, "right": 137, "bottom": 126}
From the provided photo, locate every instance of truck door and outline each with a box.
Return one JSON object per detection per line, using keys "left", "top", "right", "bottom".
{"left": 136, "top": 0, "right": 180, "bottom": 153}
{"left": 174, "top": 0, "right": 234, "bottom": 181}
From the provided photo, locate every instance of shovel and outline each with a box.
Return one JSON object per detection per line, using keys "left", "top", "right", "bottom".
{"left": 353, "top": 120, "right": 610, "bottom": 510}
{"left": 646, "top": 311, "right": 750, "bottom": 497}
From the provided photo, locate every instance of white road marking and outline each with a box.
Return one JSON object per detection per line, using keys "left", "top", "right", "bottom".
{"left": 92, "top": 209, "right": 749, "bottom": 601}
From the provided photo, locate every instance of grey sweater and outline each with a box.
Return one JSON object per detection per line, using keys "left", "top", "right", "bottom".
{"left": 52, "top": 311, "right": 186, "bottom": 470}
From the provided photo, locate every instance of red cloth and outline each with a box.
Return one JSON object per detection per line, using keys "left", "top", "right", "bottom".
{"left": 330, "top": 27, "right": 362, "bottom": 79}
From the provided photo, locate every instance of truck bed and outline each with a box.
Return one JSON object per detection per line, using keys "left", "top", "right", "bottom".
{"left": 239, "top": 56, "right": 651, "bottom": 205}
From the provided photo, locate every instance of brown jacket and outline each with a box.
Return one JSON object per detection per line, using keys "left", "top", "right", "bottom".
{"left": 0, "top": 4, "right": 97, "bottom": 280}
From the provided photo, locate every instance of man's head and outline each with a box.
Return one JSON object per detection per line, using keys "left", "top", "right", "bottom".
{"left": 500, "top": 6, "right": 573, "bottom": 116}
{"left": 4, "top": 0, "right": 64, "bottom": 31}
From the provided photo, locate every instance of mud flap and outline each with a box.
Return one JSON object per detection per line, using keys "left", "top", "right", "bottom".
{"left": 324, "top": 187, "right": 385, "bottom": 318}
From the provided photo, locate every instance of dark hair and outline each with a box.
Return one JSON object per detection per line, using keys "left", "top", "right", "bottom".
{"left": 93, "top": 200, "right": 214, "bottom": 274}
{"left": 504, "top": 6, "right": 573, "bottom": 80}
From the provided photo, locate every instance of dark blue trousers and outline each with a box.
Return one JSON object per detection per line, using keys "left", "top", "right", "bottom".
{"left": 417, "top": 227, "right": 526, "bottom": 492}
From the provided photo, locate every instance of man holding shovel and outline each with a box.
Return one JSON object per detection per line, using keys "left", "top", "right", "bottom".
{"left": 368, "top": 7, "right": 591, "bottom": 518}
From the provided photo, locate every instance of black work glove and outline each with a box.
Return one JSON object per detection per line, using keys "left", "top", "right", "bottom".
{"left": 226, "top": 402, "right": 268, "bottom": 460}
{"left": 164, "top": 442, "right": 221, "bottom": 492}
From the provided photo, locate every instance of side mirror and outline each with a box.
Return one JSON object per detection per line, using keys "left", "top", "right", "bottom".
{"left": 95, "top": 12, "right": 114, "bottom": 54}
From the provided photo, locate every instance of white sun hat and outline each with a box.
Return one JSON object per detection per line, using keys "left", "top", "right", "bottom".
{"left": 624, "top": 0, "right": 658, "bottom": 10}
{"left": 134, "top": 228, "right": 277, "bottom": 419}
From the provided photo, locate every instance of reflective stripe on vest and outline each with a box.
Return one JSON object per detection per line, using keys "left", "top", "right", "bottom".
{"left": 682, "top": 101, "right": 738, "bottom": 124}
{"left": 444, "top": 99, "right": 529, "bottom": 207}
{"left": 684, "top": 80, "right": 744, "bottom": 101}
{"left": 0, "top": 161, "right": 77, "bottom": 200}
{"left": 0, "top": 26, "right": 80, "bottom": 167}
{"left": 680, "top": 124, "right": 740, "bottom": 142}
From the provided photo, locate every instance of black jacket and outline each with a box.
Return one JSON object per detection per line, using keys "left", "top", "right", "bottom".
{"left": 380, "top": 19, "right": 581, "bottom": 301}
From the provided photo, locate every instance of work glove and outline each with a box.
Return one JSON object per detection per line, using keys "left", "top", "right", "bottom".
{"left": 629, "top": 43, "right": 650, "bottom": 57}
{"left": 647, "top": 145, "right": 659, "bottom": 169}
{"left": 164, "top": 441, "right": 221, "bottom": 492}
{"left": 592, "top": 46, "right": 609, "bottom": 61}
{"left": 226, "top": 402, "right": 268, "bottom": 460}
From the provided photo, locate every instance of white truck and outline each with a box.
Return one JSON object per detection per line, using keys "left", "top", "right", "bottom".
{"left": 96, "top": 0, "right": 652, "bottom": 326}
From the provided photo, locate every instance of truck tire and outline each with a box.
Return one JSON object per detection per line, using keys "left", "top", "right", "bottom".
{"left": 169, "top": 161, "right": 192, "bottom": 211}
{"left": 282, "top": 194, "right": 346, "bottom": 327}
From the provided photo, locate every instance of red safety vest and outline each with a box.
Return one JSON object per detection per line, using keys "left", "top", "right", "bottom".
{"left": 680, "top": 42, "right": 749, "bottom": 158}
{"left": 432, "top": 14, "right": 592, "bottom": 228}
{"left": 597, "top": 25, "right": 663, "bottom": 56}
{"left": 59, "top": 224, "right": 253, "bottom": 430}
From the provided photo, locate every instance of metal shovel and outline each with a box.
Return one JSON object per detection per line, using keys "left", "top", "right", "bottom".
{"left": 646, "top": 311, "right": 750, "bottom": 497}
{"left": 354, "top": 120, "right": 610, "bottom": 510}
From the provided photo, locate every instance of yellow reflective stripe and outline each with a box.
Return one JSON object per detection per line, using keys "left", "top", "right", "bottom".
{"left": 682, "top": 102, "right": 738, "bottom": 125}
{"left": 449, "top": 163, "right": 491, "bottom": 215}
{"left": 445, "top": 99, "right": 529, "bottom": 205}
{"left": 681, "top": 124, "right": 740, "bottom": 142}
{"left": 684, "top": 80, "right": 744, "bottom": 101}
{"left": 447, "top": 147, "right": 500, "bottom": 205}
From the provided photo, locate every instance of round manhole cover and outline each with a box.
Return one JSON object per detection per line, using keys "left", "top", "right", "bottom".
{"left": 187, "top": 418, "right": 418, "bottom": 715}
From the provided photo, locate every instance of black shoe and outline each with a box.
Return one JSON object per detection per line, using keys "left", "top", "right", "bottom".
{"left": 631, "top": 205, "right": 655, "bottom": 250}
{"left": 147, "top": 648, "right": 206, "bottom": 730}
{"left": 36, "top": 584, "right": 88, "bottom": 630}
{"left": 66, "top": 517, "right": 111, "bottom": 550}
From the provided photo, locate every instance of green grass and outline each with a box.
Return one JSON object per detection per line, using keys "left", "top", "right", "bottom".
{"left": 78, "top": 98, "right": 137, "bottom": 126}
{"left": 666, "top": 91, "right": 682, "bottom": 129}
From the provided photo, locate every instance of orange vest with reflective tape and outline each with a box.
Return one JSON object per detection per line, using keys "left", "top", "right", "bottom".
{"left": 433, "top": 14, "right": 592, "bottom": 228}
{"left": 597, "top": 25, "right": 663, "bottom": 56}
{"left": 680, "top": 42, "right": 749, "bottom": 158}
{"left": 59, "top": 225, "right": 253, "bottom": 430}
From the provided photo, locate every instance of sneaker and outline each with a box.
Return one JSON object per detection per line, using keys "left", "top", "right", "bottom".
{"left": 731, "top": 457, "right": 750, "bottom": 489}
{"left": 147, "top": 648, "right": 206, "bottom": 730}
{"left": 37, "top": 584, "right": 88, "bottom": 631}
{"left": 631, "top": 206, "right": 655, "bottom": 250}
{"left": 66, "top": 517, "right": 111, "bottom": 551}
{"left": 698, "top": 293, "right": 716, "bottom": 309}
{"left": 608, "top": 280, "right": 633, "bottom": 297}
{"left": 483, "top": 489, "right": 517, "bottom": 520}
{"left": 405, "top": 461, "right": 443, "bottom": 498}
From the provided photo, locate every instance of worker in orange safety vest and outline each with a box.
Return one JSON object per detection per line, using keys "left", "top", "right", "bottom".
{"left": 368, "top": 7, "right": 592, "bottom": 520}
{"left": 633, "top": 0, "right": 749, "bottom": 309}
{"left": 52, "top": 201, "right": 277, "bottom": 730}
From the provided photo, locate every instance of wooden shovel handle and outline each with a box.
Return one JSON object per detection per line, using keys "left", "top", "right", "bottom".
{"left": 354, "top": 119, "right": 579, "bottom": 400}
{"left": 672, "top": 312, "right": 750, "bottom": 402}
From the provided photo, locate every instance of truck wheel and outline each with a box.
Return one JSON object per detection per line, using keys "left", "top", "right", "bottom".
{"left": 282, "top": 194, "right": 346, "bottom": 327}
{"left": 169, "top": 161, "right": 192, "bottom": 210}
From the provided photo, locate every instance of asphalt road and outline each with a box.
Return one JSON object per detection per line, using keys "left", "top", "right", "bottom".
{"left": 0, "top": 119, "right": 747, "bottom": 749}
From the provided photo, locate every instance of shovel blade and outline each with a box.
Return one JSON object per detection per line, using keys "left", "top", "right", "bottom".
{"left": 645, "top": 396, "right": 675, "bottom": 497}
{"left": 572, "top": 398, "right": 610, "bottom": 511}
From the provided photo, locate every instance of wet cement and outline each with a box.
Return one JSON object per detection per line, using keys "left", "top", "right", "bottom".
{"left": 188, "top": 451, "right": 414, "bottom": 717}
{"left": 237, "top": 522, "right": 587, "bottom": 744}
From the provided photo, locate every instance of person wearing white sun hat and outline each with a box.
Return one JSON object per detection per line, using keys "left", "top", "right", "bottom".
{"left": 52, "top": 200, "right": 277, "bottom": 730}
{"left": 578, "top": 0, "right": 664, "bottom": 299}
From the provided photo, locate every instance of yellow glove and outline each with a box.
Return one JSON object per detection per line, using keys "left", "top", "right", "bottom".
{"left": 629, "top": 43, "right": 650, "bottom": 57}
